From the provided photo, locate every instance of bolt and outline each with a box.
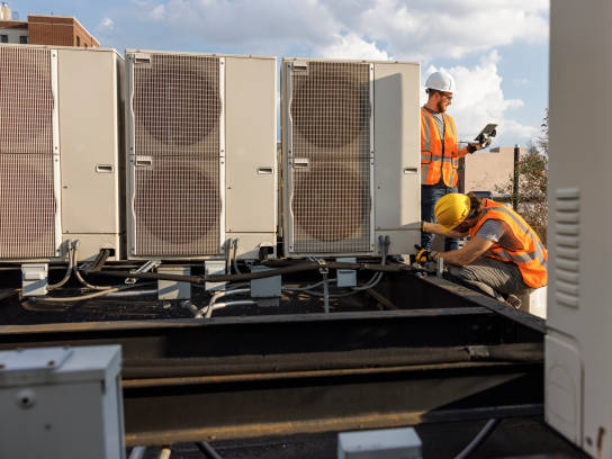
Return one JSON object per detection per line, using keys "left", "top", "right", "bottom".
{"left": 0, "top": 364, "right": 5, "bottom": 370}
{"left": 586, "top": 436, "right": 593, "bottom": 447}
{"left": 47, "top": 360, "right": 55, "bottom": 367}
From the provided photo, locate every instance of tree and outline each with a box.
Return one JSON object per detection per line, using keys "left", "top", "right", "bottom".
{"left": 495, "top": 113, "right": 549, "bottom": 244}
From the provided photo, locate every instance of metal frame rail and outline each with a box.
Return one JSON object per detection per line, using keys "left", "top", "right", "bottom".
{"left": 0, "top": 306, "right": 544, "bottom": 447}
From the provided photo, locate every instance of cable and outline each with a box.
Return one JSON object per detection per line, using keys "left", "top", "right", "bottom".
{"left": 196, "top": 442, "right": 223, "bottom": 459}
{"left": 90, "top": 260, "right": 408, "bottom": 285}
{"left": 283, "top": 235, "right": 391, "bottom": 299}
{"left": 72, "top": 241, "right": 113, "bottom": 290}
{"left": 453, "top": 418, "right": 500, "bottom": 459}
{"left": 195, "top": 288, "right": 251, "bottom": 318}
{"left": 232, "top": 238, "right": 243, "bottom": 274}
{"left": 47, "top": 241, "right": 73, "bottom": 291}
{"left": 29, "top": 283, "right": 154, "bottom": 304}
{"left": 206, "top": 300, "right": 256, "bottom": 319}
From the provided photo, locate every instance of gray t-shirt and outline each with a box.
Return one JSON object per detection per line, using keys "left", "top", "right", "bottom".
{"left": 475, "top": 219, "right": 523, "bottom": 252}
{"left": 424, "top": 107, "right": 445, "bottom": 137}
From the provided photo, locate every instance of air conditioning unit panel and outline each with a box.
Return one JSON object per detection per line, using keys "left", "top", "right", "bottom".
{"left": 133, "top": 53, "right": 221, "bottom": 157}
{"left": 127, "top": 51, "right": 277, "bottom": 260}
{"left": 282, "top": 58, "right": 421, "bottom": 257}
{"left": 287, "top": 61, "right": 373, "bottom": 255}
{"left": 0, "top": 154, "right": 57, "bottom": 258}
{"left": 133, "top": 156, "right": 222, "bottom": 257}
{"left": 224, "top": 56, "right": 277, "bottom": 234}
{"left": 0, "top": 45, "right": 124, "bottom": 262}
{"left": 58, "top": 48, "right": 124, "bottom": 237}
{"left": 291, "top": 159, "right": 371, "bottom": 253}
{"left": 0, "top": 46, "right": 54, "bottom": 155}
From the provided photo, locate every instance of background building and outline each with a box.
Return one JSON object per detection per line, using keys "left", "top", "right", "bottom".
{"left": 459, "top": 146, "right": 524, "bottom": 196}
{"left": 0, "top": 3, "right": 98, "bottom": 47}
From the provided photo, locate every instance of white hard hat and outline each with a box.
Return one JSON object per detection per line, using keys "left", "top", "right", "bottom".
{"left": 425, "top": 71, "right": 456, "bottom": 93}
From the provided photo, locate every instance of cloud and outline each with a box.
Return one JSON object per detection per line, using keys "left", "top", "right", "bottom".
{"left": 424, "top": 50, "right": 538, "bottom": 142}
{"left": 98, "top": 17, "right": 115, "bottom": 32}
{"left": 317, "top": 33, "right": 390, "bottom": 60}
{"left": 513, "top": 77, "right": 530, "bottom": 86}
{"left": 135, "top": 0, "right": 548, "bottom": 61}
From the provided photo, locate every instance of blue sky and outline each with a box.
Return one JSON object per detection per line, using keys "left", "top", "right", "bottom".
{"left": 11, "top": 0, "right": 549, "bottom": 149}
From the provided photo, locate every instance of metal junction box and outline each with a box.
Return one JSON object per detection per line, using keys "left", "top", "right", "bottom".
{"left": 0, "top": 345, "right": 125, "bottom": 459}
{"left": 125, "top": 50, "right": 277, "bottom": 260}
{"left": 281, "top": 58, "right": 421, "bottom": 258}
{"left": 0, "top": 45, "right": 125, "bottom": 262}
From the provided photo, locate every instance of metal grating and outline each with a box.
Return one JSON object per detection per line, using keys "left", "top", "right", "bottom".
{"left": 134, "top": 54, "right": 220, "bottom": 157}
{"left": 0, "top": 47, "right": 54, "bottom": 155}
{"left": 289, "top": 61, "right": 371, "bottom": 253}
{"left": 132, "top": 53, "right": 222, "bottom": 257}
{"left": 133, "top": 157, "right": 222, "bottom": 256}
{"left": 0, "top": 154, "right": 56, "bottom": 258}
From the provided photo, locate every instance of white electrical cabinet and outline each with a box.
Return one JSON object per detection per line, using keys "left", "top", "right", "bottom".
{"left": 0, "top": 345, "right": 125, "bottom": 459}
{"left": 125, "top": 50, "right": 277, "bottom": 260}
{"left": 547, "top": 1, "right": 612, "bottom": 456}
{"left": 280, "top": 58, "right": 421, "bottom": 257}
{"left": 0, "top": 45, "right": 125, "bottom": 262}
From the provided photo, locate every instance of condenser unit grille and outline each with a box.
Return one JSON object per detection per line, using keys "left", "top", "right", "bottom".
{"left": 133, "top": 157, "right": 221, "bottom": 256}
{"left": 289, "top": 61, "right": 371, "bottom": 253}
{"left": 133, "top": 54, "right": 221, "bottom": 157}
{"left": 0, "top": 154, "right": 56, "bottom": 258}
{"left": 0, "top": 47, "right": 54, "bottom": 155}
{"left": 131, "top": 53, "right": 223, "bottom": 257}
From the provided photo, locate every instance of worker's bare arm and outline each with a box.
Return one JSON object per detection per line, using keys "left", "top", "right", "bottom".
{"left": 434, "top": 236, "right": 493, "bottom": 267}
{"left": 422, "top": 221, "right": 468, "bottom": 238}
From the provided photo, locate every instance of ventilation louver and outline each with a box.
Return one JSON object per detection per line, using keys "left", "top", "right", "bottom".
{"left": 0, "top": 47, "right": 57, "bottom": 259}
{"left": 288, "top": 61, "right": 372, "bottom": 254}
{"left": 130, "top": 53, "right": 223, "bottom": 257}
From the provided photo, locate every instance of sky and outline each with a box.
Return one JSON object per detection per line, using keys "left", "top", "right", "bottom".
{"left": 11, "top": 0, "right": 549, "bottom": 149}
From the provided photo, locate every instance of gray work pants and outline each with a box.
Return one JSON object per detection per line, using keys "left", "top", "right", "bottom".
{"left": 445, "top": 256, "right": 532, "bottom": 301}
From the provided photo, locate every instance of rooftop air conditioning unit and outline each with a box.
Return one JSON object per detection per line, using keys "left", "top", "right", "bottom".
{"left": 125, "top": 51, "right": 277, "bottom": 260}
{"left": 280, "top": 58, "right": 421, "bottom": 257}
{"left": 545, "top": 1, "right": 612, "bottom": 456}
{"left": 0, "top": 45, "right": 124, "bottom": 261}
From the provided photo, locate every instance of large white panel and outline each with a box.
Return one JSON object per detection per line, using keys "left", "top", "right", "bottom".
{"left": 547, "top": 1, "right": 612, "bottom": 456}
{"left": 58, "top": 48, "right": 124, "bottom": 261}
{"left": 225, "top": 56, "right": 277, "bottom": 234}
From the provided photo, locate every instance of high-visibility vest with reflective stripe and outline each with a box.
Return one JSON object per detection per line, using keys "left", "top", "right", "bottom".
{"left": 421, "top": 108, "right": 468, "bottom": 187}
{"left": 468, "top": 199, "right": 548, "bottom": 289}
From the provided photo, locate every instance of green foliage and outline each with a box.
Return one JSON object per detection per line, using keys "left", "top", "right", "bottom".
{"left": 495, "top": 113, "right": 549, "bottom": 244}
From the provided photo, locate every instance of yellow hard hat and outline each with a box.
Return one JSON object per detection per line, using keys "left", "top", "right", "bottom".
{"left": 434, "top": 193, "right": 471, "bottom": 231}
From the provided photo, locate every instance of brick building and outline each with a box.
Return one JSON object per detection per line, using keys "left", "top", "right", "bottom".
{"left": 0, "top": 10, "right": 99, "bottom": 47}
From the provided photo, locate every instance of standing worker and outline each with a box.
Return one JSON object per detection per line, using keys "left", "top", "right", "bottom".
{"left": 417, "top": 193, "right": 547, "bottom": 307}
{"left": 420, "top": 71, "right": 483, "bottom": 251}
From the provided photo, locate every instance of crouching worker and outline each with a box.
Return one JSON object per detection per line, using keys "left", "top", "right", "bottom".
{"left": 417, "top": 193, "right": 547, "bottom": 306}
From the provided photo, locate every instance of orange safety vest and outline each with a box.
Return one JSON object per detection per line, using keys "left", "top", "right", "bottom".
{"left": 468, "top": 199, "right": 548, "bottom": 289}
{"left": 420, "top": 108, "right": 468, "bottom": 187}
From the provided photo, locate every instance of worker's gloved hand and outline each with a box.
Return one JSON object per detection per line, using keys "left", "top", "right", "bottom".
{"left": 480, "top": 137, "right": 492, "bottom": 148}
{"left": 414, "top": 245, "right": 438, "bottom": 264}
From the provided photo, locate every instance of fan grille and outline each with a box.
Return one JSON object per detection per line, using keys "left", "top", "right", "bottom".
{"left": 0, "top": 155, "right": 56, "bottom": 258}
{"left": 132, "top": 54, "right": 222, "bottom": 257}
{"left": 134, "top": 54, "right": 220, "bottom": 155}
{"left": 0, "top": 47, "right": 54, "bottom": 155}
{"left": 290, "top": 62, "right": 371, "bottom": 253}
{"left": 0, "top": 47, "right": 57, "bottom": 259}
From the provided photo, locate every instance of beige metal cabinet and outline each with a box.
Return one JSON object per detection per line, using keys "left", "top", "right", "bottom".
{"left": 125, "top": 50, "right": 277, "bottom": 260}
{"left": 0, "top": 45, "right": 124, "bottom": 261}
{"left": 280, "top": 58, "right": 420, "bottom": 257}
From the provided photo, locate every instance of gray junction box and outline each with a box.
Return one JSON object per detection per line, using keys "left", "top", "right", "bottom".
{"left": 338, "top": 427, "right": 422, "bottom": 459}
{"left": 0, "top": 345, "right": 125, "bottom": 459}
